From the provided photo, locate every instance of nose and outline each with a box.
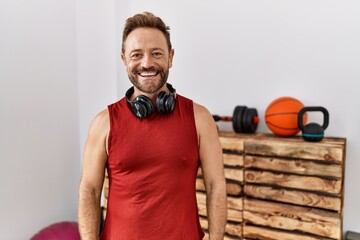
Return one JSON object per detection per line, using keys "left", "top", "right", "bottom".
{"left": 141, "top": 53, "right": 155, "bottom": 68}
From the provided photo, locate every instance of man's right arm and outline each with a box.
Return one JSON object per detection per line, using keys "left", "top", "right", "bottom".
{"left": 78, "top": 109, "right": 109, "bottom": 240}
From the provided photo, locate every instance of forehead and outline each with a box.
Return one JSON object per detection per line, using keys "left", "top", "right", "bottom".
{"left": 124, "top": 27, "right": 168, "bottom": 53}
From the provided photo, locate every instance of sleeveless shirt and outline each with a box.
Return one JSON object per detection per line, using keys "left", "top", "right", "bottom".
{"left": 99, "top": 94, "right": 204, "bottom": 240}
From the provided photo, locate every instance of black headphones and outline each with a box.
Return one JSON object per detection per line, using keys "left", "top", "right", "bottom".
{"left": 125, "top": 83, "right": 176, "bottom": 119}
{"left": 298, "top": 106, "right": 329, "bottom": 142}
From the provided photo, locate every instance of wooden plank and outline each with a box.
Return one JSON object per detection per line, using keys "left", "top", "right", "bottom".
{"left": 243, "top": 225, "right": 330, "bottom": 240}
{"left": 196, "top": 178, "right": 206, "bottom": 191}
{"left": 196, "top": 191, "right": 207, "bottom": 206}
{"left": 226, "top": 181, "right": 243, "bottom": 196}
{"left": 244, "top": 155, "right": 342, "bottom": 178}
{"left": 243, "top": 199, "right": 341, "bottom": 239}
{"left": 219, "top": 136, "right": 245, "bottom": 153}
{"left": 244, "top": 170, "right": 342, "bottom": 195}
{"left": 219, "top": 131, "right": 268, "bottom": 140}
{"left": 197, "top": 194, "right": 208, "bottom": 218}
{"left": 244, "top": 138, "right": 344, "bottom": 164}
{"left": 223, "top": 153, "right": 243, "bottom": 167}
{"left": 199, "top": 216, "right": 208, "bottom": 228}
{"left": 227, "top": 206, "right": 243, "bottom": 227}
{"left": 227, "top": 209, "right": 243, "bottom": 223}
{"left": 199, "top": 167, "right": 243, "bottom": 183}
{"left": 244, "top": 184, "right": 341, "bottom": 211}
{"left": 225, "top": 221, "right": 242, "bottom": 238}
{"left": 225, "top": 168, "right": 243, "bottom": 182}
{"left": 227, "top": 195, "right": 243, "bottom": 211}
{"left": 196, "top": 192, "right": 243, "bottom": 223}
{"left": 219, "top": 131, "right": 346, "bottom": 146}
{"left": 197, "top": 167, "right": 203, "bottom": 177}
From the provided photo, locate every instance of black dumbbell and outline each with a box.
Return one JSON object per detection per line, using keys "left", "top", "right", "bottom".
{"left": 212, "top": 106, "right": 259, "bottom": 133}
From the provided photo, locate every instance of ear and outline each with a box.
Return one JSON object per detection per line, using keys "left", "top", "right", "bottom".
{"left": 168, "top": 49, "right": 175, "bottom": 68}
{"left": 121, "top": 52, "right": 127, "bottom": 67}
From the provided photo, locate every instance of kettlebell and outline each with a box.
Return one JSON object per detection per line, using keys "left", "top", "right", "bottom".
{"left": 298, "top": 106, "right": 329, "bottom": 142}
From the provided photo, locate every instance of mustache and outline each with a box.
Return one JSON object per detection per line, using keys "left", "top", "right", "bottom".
{"left": 135, "top": 67, "right": 161, "bottom": 74}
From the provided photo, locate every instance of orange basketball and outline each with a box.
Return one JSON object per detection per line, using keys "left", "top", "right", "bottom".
{"left": 265, "top": 96, "right": 307, "bottom": 136}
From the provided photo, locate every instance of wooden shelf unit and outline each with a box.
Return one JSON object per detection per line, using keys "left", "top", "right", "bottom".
{"left": 197, "top": 131, "right": 346, "bottom": 240}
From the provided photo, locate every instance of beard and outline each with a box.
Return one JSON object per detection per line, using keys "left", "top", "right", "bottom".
{"left": 128, "top": 66, "right": 170, "bottom": 94}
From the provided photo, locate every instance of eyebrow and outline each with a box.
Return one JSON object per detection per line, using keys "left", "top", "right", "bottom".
{"left": 129, "top": 48, "right": 165, "bottom": 54}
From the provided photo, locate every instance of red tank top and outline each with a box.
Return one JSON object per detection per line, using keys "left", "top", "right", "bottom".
{"left": 100, "top": 95, "right": 204, "bottom": 240}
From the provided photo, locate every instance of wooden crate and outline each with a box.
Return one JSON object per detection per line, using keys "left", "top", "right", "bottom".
{"left": 196, "top": 131, "right": 346, "bottom": 240}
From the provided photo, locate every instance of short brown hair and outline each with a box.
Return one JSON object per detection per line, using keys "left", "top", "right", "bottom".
{"left": 122, "top": 12, "right": 172, "bottom": 53}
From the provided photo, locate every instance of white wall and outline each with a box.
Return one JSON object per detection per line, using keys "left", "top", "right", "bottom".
{"left": 76, "top": 0, "right": 119, "bottom": 155}
{"left": 1, "top": 0, "right": 359, "bottom": 238}
{"left": 0, "top": 0, "right": 80, "bottom": 239}
{"left": 125, "top": 0, "right": 360, "bottom": 235}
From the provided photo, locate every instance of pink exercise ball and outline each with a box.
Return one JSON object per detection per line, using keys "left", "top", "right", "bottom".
{"left": 31, "top": 221, "right": 80, "bottom": 240}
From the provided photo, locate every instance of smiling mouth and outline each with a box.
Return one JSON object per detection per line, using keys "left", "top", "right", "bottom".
{"left": 137, "top": 70, "right": 159, "bottom": 77}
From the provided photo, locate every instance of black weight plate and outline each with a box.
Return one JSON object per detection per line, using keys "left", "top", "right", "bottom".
{"left": 243, "top": 108, "right": 258, "bottom": 133}
{"left": 241, "top": 108, "right": 249, "bottom": 133}
{"left": 233, "top": 106, "right": 246, "bottom": 133}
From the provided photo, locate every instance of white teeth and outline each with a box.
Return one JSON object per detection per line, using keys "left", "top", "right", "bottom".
{"left": 139, "top": 71, "right": 157, "bottom": 77}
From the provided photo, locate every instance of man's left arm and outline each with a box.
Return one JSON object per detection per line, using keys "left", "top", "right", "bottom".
{"left": 194, "top": 103, "right": 227, "bottom": 240}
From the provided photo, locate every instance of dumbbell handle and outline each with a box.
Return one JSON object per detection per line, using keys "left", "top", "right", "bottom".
{"left": 213, "top": 115, "right": 259, "bottom": 125}
{"left": 212, "top": 115, "right": 232, "bottom": 122}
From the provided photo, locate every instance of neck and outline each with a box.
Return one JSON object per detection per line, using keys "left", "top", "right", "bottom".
{"left": 132, "top": 84, "right": 170, "bottom": 101}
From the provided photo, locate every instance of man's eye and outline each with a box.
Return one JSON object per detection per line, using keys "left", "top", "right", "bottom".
{"left": 153, "top": 52, "right": 163, "bottom": 57}
{"left": 131, "top": 53, "right": 142, "bottom": 59}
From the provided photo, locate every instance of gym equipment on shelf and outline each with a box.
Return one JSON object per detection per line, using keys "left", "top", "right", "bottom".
{"left": 298, "top": 106, "right": 329, "bottom": 142}
{"left": 212, "top": 106, "right": 259, "bottom": 133}
{"left": 265, "top": 96, "right": 306, "bottom": 137}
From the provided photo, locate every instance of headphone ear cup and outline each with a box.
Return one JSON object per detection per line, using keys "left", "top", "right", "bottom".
{"left": 126, "top": 83, "right": 176, "bottom": 118}
{"left": 156, "top": 91, "right": 176, "bottom": 114}
{"left": 132, "top": 95, "right": 155, "bottom": 119}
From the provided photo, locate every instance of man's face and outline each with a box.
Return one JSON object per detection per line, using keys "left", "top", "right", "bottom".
{"left": 121, "top": 28, "right": 174, "bottom": 94}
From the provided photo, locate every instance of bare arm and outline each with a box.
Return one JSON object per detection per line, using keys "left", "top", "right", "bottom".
{"left": 78, "top": 109, "right": 109, "bottom": 240}
{"left": 194, "top": 103, "right": 227, "bottom": 240}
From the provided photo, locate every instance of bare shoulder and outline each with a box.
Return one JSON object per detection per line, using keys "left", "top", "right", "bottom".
{"left": 193, "top": 102, "right": 212, "bottom": 122}
{"left": 93, "top": 108, "right": 109, "bottom": 124}
{"left": 88, "top": 108, "right": 110, "bottom": 139}
{"left": 193, "top": 102, "right": 217, "bottom": 136}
